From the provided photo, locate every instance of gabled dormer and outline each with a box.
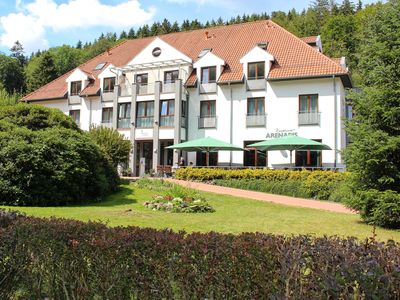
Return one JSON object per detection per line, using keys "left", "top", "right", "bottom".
{"left": 97, "top": 64, "right": 117, "bottom": 101}
{"left": 193, "top": 50, "right": 225, "bottom": 94}
{"left": 65, "top": 68, "right": 93, "bottom": 104}
{"left": 240, "top": 44, "right": 274, "bottom": 91}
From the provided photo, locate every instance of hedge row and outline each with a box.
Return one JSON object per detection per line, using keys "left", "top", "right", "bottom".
{"left": 1, "top": 212, "right": 399, "bottom": 299}
{"left": 176, "top": 168, "right": 349, "bottom": 200}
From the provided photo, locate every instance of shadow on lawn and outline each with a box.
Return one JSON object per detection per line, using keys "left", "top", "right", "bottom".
{"left": 92, "top": 186, "right": 137, "bottom": 207}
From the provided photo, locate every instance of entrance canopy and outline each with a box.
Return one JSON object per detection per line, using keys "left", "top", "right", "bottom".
{"left": 248, "top": 136, "right": 331, "bottom": 165}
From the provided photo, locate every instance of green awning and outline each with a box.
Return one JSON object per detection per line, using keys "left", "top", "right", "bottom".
{"left": 166, "top": 137, "right": 244, "bottom": 152}
{"left": 247, "top": 136, "right": 331, "bottom": 151}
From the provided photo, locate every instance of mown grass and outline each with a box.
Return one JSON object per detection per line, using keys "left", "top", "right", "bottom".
{"left": 1, "top": 180, "right": 399, "bottom": 242}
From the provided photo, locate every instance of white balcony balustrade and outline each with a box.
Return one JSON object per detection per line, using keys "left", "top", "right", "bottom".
{"left": 160, "top": 115, "right": 174, "bottom": 127}
{"left": 246, "top": 78, "right": 266, "bottom": 91}
{"left": 117, "top": 118, "right": 131, "bottom": 129}
{"left": 298, "top": 112, "right": 321, "bottom": 125}
{"left": 246, "top": 114, "right": 267, "bottom": 127}
{"left": 138, "top": 83, "right": 155, "bottom": 95}
{"left": 136, "top": 116, "right": 154, "bottom": 128}
{"left": 198, "top": 116, "right": 217, "bottom": 128}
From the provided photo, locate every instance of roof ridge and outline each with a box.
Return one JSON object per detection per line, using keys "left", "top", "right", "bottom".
{"left": 268, "top": 20, "right": 345, "bottom": 73}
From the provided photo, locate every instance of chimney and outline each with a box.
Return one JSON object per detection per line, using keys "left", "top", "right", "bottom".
{"left": 204, "top": 31, "right": 210, "bottom": 39}
{"left": 106, "top": 48, "right": 111, "bottom": 55}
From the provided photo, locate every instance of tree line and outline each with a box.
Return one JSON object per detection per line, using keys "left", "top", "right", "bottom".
{"left": 0, "top": 0, "right": 374, "bottom": 102}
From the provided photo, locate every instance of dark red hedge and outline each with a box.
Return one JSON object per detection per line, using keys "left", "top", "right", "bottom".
{"left": 0, "top": 211, "right": 399, "bottom": 299}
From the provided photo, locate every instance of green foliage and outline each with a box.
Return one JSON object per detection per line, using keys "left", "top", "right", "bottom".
{"left": 48, "top": 45, "right": 83, "bottom": 76}
{"left": 88, "top": 125, "right": 131, "bottom": 167}
{"left": 345, "top": 190, "right": 400, "bottom": 228}
{"left": 26, "top": 51, "right": 57, "bottom": 93}
{"left": 0, "top": 54, "right": 25, "bottom": 94}
{"left": 0, "top": 87, "right": 20, "bottom": 106}
{"left": 1, "top": 215, "right": 399, "bottom": 298}
{"left": 144, "top": 195, "right": 215, "bottom": 213}
{"left": 0, "top": 105, "right": 118, "bottom": 206}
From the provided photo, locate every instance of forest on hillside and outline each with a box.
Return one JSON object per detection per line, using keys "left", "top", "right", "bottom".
{"left": 0, "top": 0, "right": 385, "bottom": 102}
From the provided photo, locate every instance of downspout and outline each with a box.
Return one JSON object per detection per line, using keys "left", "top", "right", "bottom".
{"left": 88, "top": 97, "right": 92, "bottom": 129}
{"left": 333, "top": 75, "right": 337, "bottom": 168}
{"left": 229, "top": 82, "right": 233, "bottom": 166}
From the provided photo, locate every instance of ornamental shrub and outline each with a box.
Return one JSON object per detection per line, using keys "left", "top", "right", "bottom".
{"left": 0, "top": 105, "right": 119, "bottom": 206}
{"left": 176, "top": 168, "right": 349, "bottom": 201}
{"left": 0, "top": 214, "right": 399, "bottom": 299}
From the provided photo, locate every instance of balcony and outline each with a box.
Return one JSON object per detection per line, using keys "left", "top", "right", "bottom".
{"left": 199, "top": 82, "right": 217, "bottom": 94}
{"left": 246, "top": 114, "right": 266, "bottom": 127}
{"left": 117, "top": 118, "right": 131, "bottom": 129}
{"left": 138, "top": 83, "right": 155, "bottom": 95}
{"left": 160, "top": 115, "right": 174, "bottom": 127}
{"left": 68, "top": 95, "right": 81, "bottom": 105}
{"left": 246, "top": 78, "right": 266, "bottom": 91}
{"left": 181, "top": 116, "right": 187, "bottom": 128}
{"left": 136, "top": 116, "right": 154, "bottom": 128}
{"left": 198, "top": 116, "right": 217, "bottom": 129}
{"left": 119, "top": 85, "right": 132, "bottom": 97}
{"left": 298, "top": 112, "right": 320, "bottom": 125}
{"left": 162, "top": 82, "right": 175, "bottom": 94}
{"left": 101, "top": 91, "right": 115, "bottom": 102}
{"left": 101, "top": 121, "right": 113, "bottom": 128}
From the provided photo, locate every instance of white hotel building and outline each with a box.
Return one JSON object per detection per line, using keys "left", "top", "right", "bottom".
{"left": 23, "top": 20, "right": 352, "bottom": 175}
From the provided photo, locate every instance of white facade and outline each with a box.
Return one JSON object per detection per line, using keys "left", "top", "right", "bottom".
{"left": 30, "top": 35, "right": 349, "bottom": 175}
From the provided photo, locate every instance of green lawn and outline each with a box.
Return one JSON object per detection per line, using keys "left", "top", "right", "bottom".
{"left": 2, "top": 181, "right": 399, "bottom": 242}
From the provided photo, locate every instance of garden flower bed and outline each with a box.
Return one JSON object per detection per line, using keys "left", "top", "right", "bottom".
{"left": 144, "top": 195, "right": 215, "bottom": 213}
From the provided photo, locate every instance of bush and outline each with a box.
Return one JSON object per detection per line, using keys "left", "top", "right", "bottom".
{"left": 345, "top": 189, "right": 400, "bottom": 228}
{"left": 0, "top": 214, "right": 399, "bottom": 299}
{"left": 144, "top": 195, "right": 215, "bottom": 213}
{"left": 0, "top": 105, "right": 119, "bottom": 206}
{"left": 177, "top": 168, "right": 349, "bottom": 201}
{"left": 88, "top": 125, "right": 131, "bottom": 167}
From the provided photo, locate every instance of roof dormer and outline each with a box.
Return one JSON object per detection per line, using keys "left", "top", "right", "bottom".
{"left": 65, "top": 68, "right": 93, "bottom": 104}
{"left": 193, "top": 51, "right": 225, "bottom": 94}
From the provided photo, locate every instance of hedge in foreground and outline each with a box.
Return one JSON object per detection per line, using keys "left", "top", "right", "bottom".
{"left": 1, "top": 213, "right": 399, "bottom": 299}
{"left": 176, "top": 168, "right": 349, "bottom": 201}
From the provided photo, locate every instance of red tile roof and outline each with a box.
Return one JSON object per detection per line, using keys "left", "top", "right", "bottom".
{"left": 300, "top": 36, "right": 318, "bottom": 44}
{"left": 23, "top": 20, "right": 350, "bottom": 101}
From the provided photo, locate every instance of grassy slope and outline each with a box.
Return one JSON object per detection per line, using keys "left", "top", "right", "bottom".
{"left": 2, "top": 183, "right": 399, "bottom": 242}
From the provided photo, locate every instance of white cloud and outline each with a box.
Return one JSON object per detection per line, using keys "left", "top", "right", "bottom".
{"left": 0, "top": 0, "right": 156, "bottom": 52}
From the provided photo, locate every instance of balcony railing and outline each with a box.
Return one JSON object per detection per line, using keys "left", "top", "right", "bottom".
{"left": 136, "top": 116, "right": 154, "bottom": 128}
{"left": 199, "top": 81, "right": 217, "bottom": 94}
{"left": 298, "top": 112, "right": 320, "bottom": 125}
{"left": 101, "top": 121, "right": 113, "bottom": 128}
{"left": 119, "top": 85, "right": 132, "bottom": 97}
{"left": 117, "top": 118, "right": 131, "bottom": 129}
{"left": 181, "top": 116, "right": 187, "bottom": 128}
{"left": 138, "top": 83, "right": 155, "bottom": 95}
{"left": 162, "top": 82, "right": 175, "bottom": 93}
{"left": 68, "top": 95, "right": 81, "bottom": 105}
{"left": 160, "top": 115, "right": 174, "bottom": 127}
{"left": 246, "top": 78, "right": 266, "bottom": 91}
{"left": 198, "top": 115, "right": 217, "bottom": 129}
{"left": 246, "top": 113, "right": 266, "bottom": 127}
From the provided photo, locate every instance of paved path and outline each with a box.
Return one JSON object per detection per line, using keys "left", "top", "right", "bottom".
{"left": 165, "top": 179, "right": 355, "bottom": 214}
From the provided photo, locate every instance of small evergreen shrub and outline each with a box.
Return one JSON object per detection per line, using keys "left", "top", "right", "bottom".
{"left": 144, "top": 195, "right": 215, "bottom": 213}
{"left": 0, "top": 214, "right": 399, "bottom": 299}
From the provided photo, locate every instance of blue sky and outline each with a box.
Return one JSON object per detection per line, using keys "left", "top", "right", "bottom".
{"left": 0, "top": 0, "right": 379, "bottom": 54}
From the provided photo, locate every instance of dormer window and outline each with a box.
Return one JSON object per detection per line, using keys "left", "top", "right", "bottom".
{"left": 248, "top": 62, "right": 265, "bottom": 80}
{"left": 136, "top": 73, "right": 148, "bottom": 85}
{"left": 103, "top": 77, "right": 115, "bottom": 93}
{"left": 201, "top": 66, "right": 216, "bottom": 84}
{"left": 70, "top": 81, "right": 82, "bottom": 96}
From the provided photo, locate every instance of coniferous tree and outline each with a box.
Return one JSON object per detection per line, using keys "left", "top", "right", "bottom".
{"left": 26, "top": 52, "right": 57, "bottom": 92}
{"left": 119, "top": 30, "right": 127, "bottom": 39}
{"left": 128, "top": 28, "right": 136, "bottom": 39}
{"left": 171, "top": 21, "right": 180, "bottom": 32}
{"left": 76, "top": 40, "right": 82, "bottom": 49}
{"left": 10, "top": 41, "right": 26, "bottom": 66}
{"left": 340, "top": 0, "right": 355, "bottom": 15}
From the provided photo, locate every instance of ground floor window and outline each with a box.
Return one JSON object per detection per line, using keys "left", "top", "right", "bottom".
{"left": 244, "top": 141, "right": 267, "bottom": 167}
{"left": 69, "top": 110, "right": 80, "bottom": 125}
{"left": 135, "top": 141, "right": 153, "bottom": 175}
{"left": 295, "top": 139, "right": 322, "bottom": 167}
{"left": 196, "top": 151, "right": 218, "bottom": 166}
{"left": 159, "top": 140, "right": 173, "bottom": 166}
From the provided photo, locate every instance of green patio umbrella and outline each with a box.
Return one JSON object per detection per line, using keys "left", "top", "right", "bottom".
{"left": 248, "top": 136, "right": 331, "bottom": 165}
{"left": 166, "top": 136, "right": 244, "bottom": 166}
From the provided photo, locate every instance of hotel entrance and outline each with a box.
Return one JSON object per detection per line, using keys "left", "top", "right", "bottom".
{"left": 135, "top": 141, "right": 153, "bottom": 175}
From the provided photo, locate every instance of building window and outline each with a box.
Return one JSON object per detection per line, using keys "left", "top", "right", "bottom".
{"left": 299, "top": 94, "right": 318, "bottom": 113}
{"left": 295, "top": 139, "right": 322, "bottom": 167}
{"left": 244, "top": 141, "right": 267, "bottom": 167}
{"left": 200, "top": 100, "right": 216, "bottom": 117}
{"left": 136, "top": 101, "right": 154, "bottom": 128}
{"left": 247, "top": 97, "right": 265, "bottom": 115}
{"left": 248, "top": 62, "right": 265, "bottom": 80}
{"left": 160, "top": 99, "right": 174, "bottom": 127}
{"left": 201, "top": 66, "right": 216, "bottom": 83}
{"left": 181, "top": 101, "right": 187, "bottom": 117}
{"left": 164, "top": 70, "right": 179, "bottom": 83}
{"left": 69, "top": 110, "right": 80, "bottom": 125}
{"left": 136, "top": 73, "right": 148, "bottom": 85}
{"left": 102, "top": 107, "right": 113, "bottom": 124}
{"left": 70, "top": 81, "right": 82, "bottom": 96}
{"left": 118, "top": 103, "right": 131, "bottom": 128}
{"left": 103, "top": 77, "right": 115, "bottom": 93}
{"left": 196, "top": 152, "right": 218, "bottom": 166}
